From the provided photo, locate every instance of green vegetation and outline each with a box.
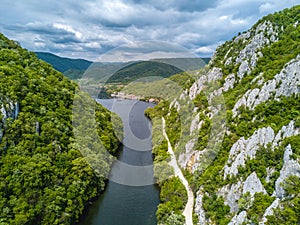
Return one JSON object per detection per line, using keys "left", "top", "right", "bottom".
{"left": 203, "top": 194, "right": 231, "bottom": 224}
{"left": 247, "top": 193, "right": 275, "bottom": 223}
{"left": 151, "top": 58, "right": 210, "bottom": 72}
{"left": 147, "top": 6, "right": 300, "bottom": 224}
{"left": 216, "top": 6, "right": 300, "bottom": 110}
{"left": 156, "top": 177, "right": 187, "bottom": 224}
{"left": 267, "top": 176, "right": 300, "bottom": 224}
{"left": 36, "top": 52, "right": 92, "bottom": 80}
{"left": 0, "top": 34, "right": 121, "bottom": 224}
{"left": 108, "top": 61, "right": 183, "bottom": 83}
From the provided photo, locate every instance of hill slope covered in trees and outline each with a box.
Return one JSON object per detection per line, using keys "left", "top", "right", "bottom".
{"left": 0, "top": 34, "right": 121, "bottom": 224}
{"left": 146, "top": 5, "right": 300, "bottom": 225}
{"left": 35, "top": 52, "right": 92, "bottom": 80}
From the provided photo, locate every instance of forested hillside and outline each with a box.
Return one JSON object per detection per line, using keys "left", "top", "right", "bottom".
{"left": 0, "top": 34, "right": 121, "bottom": 224}
{"left": 107, "top": 61, "right": 184, "bottom": 83}
{"left": 36, "top": 52, "right": 92, "bottom": 80}
{"left": 146, "top": 5, "right": 300, "bottom": 225}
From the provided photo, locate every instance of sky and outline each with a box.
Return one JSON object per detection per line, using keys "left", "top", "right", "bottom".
{"left": 0, "top": 0, "right": 299, "bottom": 61}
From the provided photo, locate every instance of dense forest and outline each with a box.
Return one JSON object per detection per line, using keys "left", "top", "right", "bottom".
{"left": 0, "top": 33, "right": 121, "bottom": 224}
{"left": 35, "top": 52, "right": 92, "bottom": 80}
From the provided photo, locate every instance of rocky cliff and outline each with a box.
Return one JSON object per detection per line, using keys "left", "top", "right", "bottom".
{"left": 150, "top": 5, "right": 300, "bottom": 225}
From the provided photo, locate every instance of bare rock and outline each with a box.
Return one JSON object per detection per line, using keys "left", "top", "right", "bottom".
{"left": 189, "top": 67, "right": 223, "bottom": 100}
{"left": 225, "top": 56, "right": 233, "bottom": 66}
{"left": 274, "top": 144, "right": 300, "bottom": 199}
{"left": 224, "top": 127, "right": 274, "bottom": 178}
{"left": 233, "top": 56, "right": 300, "bottom": 116}
{"left": 228, "top": 211, "right": 247, "bottom": 225}
{"left": 178, "top": 139, "right": 197, "bottom": 169}
{"left": 234, "top": 31, "right": 251, "bottom": 43}
{"left": 190, "top": 113, "right": 200, "bottom": 134}
{"left": 195, "top": 188, "right": 208, "bottom": 225}
{"left": 243, "top": 172, "right": 267, "bottom": 195}
{"left": 218, "top": 181, "right": 243, "bottom": 212}
{"left": 237, "top": 61, "right": 251, "bottom": 79}
{"left": 223, "top": 74, "right": 236, "bottom": 91}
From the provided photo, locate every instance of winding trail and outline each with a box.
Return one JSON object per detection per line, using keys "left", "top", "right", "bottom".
{"left": 162, "top": 118, "right": 194, "bottom": 225}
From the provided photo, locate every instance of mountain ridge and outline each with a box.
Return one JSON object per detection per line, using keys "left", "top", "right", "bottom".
{"left": 146, "top": 5, "right": 300, "bottom": 225}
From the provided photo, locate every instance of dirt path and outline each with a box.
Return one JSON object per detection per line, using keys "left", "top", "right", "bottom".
{"left": 162, "top": 118, "right": 194, "bottom": 225}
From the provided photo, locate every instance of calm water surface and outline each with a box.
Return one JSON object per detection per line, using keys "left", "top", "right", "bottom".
{"left": 79, "top": 99, "right": 159, "bottom": 225}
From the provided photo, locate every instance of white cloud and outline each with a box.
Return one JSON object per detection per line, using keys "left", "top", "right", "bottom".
{"left": 0, "top": 0, "right": 299, "bottom": 61}
{"left": 53, "top": 23, "right": 83, "bottom": 39}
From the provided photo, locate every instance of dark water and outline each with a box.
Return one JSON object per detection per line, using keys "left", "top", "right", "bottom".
{"left": 78, "top": 99, "right": 159, "bottom": 225}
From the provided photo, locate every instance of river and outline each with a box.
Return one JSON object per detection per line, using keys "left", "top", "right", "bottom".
{"left": 78, "top": 99, "right": 160, "bottom": 225}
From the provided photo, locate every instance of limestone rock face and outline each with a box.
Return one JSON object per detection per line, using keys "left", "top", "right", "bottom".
{"left": 190, "top": 113, "right": 200, "bottom": 134}
{"left": 175, "top": 11, "right": 299, "bottom": 225}
{"left": 224, "top": 126, "right": 275, "bottom": 178}
{"left": 237, "top": 61, "right": 250, "bottom": 79}
{"left": 222, "top": 21, "right": 279, "bottom": 80}
{"left": 218, "top": 181, "right": 243, "bottom": 212}
{"left": 0, "top": 101, "right": 19, "bottom": 141}
{"left": 1, "top": 102, "right": 19, "bottom": 120}
{"left": 223, "top": 74, "right": 236, "bottom": 91}
{"left": 189, "top": 67, "right": 223, "bottom": 100}
{"left": 233, "top": 55, "right": 300, "bottom": 116}
{"left": 178, "top": 139, "right": 197, "bottom": 170}
{"left": 275, "top": 145, "right": 300, "bottom": 199}
{"left": 195, "top": 188, "right": 208, "bottom": 225}
{"left": 224, "top": 121, "right": 298, "bottom": 178}
{"left": 243, "top": 172, "right": 267, "bottom": 195}
{"left": 228, "top": 211, "right": 247, "bottom": 225}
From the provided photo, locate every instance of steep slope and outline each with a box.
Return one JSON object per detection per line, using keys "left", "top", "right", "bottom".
{"left": 147, "top": 5, "right": 300, "bottom": 225}
{"left": 35, "top": 52, "right": 92, "bottom": 79}
{"left": 151, "top": 58, "right": 210, "bottom": 72}
{"left": 0, "top": 34, "right": 121, "bottom": 224}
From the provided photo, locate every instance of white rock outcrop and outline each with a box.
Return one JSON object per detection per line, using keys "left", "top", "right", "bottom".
{"left": 274, "top": 144, "right": 300, "bottom": 199}
{"left": 178, "top": 139, "right": 197, "bottom": 170}
{"left": 224, "top": 121, "right": 299, "bottom": 178}
{"left": 189, "top": 67, "right": 223, "bottom": 100}
{"left": 190, "top": 113, "right": 200, "bottom": 134}
{"left": 224, "top": 126, "right": 275, "bottom": 178}
{"left": 237, "top": 61, "right": 251, "bottom": 79}
{"left": 218, "top": 181, "right": 243, "bottom": 212}
{"left": 234, "top": 21, "right": 278, "bottom": 79}
{"left": 236, "top": 21, "right": 277, "bottom": 64}
{"left": 0, "top": 101, "right": 19, "bottom": 141}
{"left": 233, "top": 55, "right": 300, "bottom": 116}
{"left": 228, "top": 211, "right": 247, "bottom": 225}
{"left": 223, "top": 74, "right": 236, "bottom": 92}
{"left": 243, "top": 172, "right": 267, "bottom": 195}
{"left": 219, "top": 172, "right": 267, "bottom": 213}
{"left": 195, "top": 189, "right": 208, "bottom": 225}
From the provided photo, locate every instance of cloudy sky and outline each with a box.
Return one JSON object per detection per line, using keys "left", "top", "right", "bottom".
{"left": 0, "top": 0, "right": 299, "bottom": 61}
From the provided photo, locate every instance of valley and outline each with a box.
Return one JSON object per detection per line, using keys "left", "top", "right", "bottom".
{"left": 0, "top": 4, "right": 300, "bottom": 225}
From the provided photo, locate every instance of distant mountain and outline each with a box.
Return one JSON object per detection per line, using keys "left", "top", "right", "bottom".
{"left": 107, "top": 61, "right": 184, "bottom": 83}
{"left": 35, "top": 52, "right": 92, "bottom": 79}
{"left": 151, "top": 57, "right": 210, "bottom": 71}
{"left": 36, "top": 52, "right": 210, "bottom": 82}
